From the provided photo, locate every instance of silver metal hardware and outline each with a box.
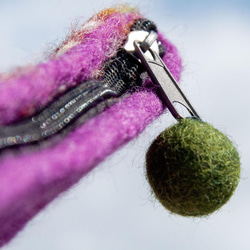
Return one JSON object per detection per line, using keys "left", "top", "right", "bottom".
{"left": 125, "top": 30, "right": 200, "bottom": 120}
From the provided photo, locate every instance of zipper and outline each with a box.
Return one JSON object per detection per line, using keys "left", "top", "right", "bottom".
{"left": 0, "top": 19, "right": 159, "bottom": 149}
{"left": 0, "top": 19, "right": 199, "bottom": 150}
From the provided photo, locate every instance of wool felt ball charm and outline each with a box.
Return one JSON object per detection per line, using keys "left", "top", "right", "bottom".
{"left": 146, "top": 118, "right": 240, "bottom": 217}
{"left": 140, "top": 43, "right": 241, "bottom": 216}
{"left": 134, "top": 35, "right": 241, "bottom": 216}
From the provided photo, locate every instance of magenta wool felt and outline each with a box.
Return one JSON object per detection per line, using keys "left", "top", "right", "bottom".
{"left": 0, "top": 12, "right": 182, "bottom": 248}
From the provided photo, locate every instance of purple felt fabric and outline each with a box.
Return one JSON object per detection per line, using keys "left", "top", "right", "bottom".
{"left": 0, "top": 17, "right": 182, "bottom": 249}
{"left": 0, "top": 11, "right": 138, "bottom": 125}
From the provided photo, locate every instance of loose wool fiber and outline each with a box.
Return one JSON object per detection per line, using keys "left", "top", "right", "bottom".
{"left": 146, "top": 118, "right": 240, "bottom": 217}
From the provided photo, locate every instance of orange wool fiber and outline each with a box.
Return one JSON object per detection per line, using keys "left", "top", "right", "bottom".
{"left": 53, "top": 6, "right": 140, "bottom": 56}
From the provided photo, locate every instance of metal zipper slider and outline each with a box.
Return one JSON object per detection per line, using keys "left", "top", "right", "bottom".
{"left": 126, "top": 31, "right": 200, "bottom": 120}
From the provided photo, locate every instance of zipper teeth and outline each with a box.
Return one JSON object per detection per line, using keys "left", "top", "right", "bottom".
{"left": 0, "top": 82, "right": 116, "bottom": 148}
{"left": 103, "top": 19, "right": 160, "bottom": 93}
{"left": 0, "top": 19, "right": 158, "bottom": 150}
{"left": 130, "top": 19, "right": 157, "bottom": 32}
{"left": 103, "top": 51, "right": 142, "bottom": 94}
{"left": 0, "top": 51, "right": 141, "bottom": 149}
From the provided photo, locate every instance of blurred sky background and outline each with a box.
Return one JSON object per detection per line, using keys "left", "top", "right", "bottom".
{"left": 0, "top": 0, "right": 250, "bottom": 249}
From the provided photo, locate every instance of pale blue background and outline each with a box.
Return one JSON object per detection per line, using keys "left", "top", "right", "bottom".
{"left": 0, "top": 0, "right": 250, "bottom": 249}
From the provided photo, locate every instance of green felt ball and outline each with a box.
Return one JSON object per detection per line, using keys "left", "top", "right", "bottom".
{"left": 146, "top": 118, "right": 240, "bottom": 217}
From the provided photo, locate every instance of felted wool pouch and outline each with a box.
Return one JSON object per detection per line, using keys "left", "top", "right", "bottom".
{"left": 0, "top": 6, "right": 182, "bottom": 247}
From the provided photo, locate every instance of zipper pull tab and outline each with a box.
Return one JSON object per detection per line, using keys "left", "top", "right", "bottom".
{"left": 126, "top": 30, "right": 200, "bottom": 120}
